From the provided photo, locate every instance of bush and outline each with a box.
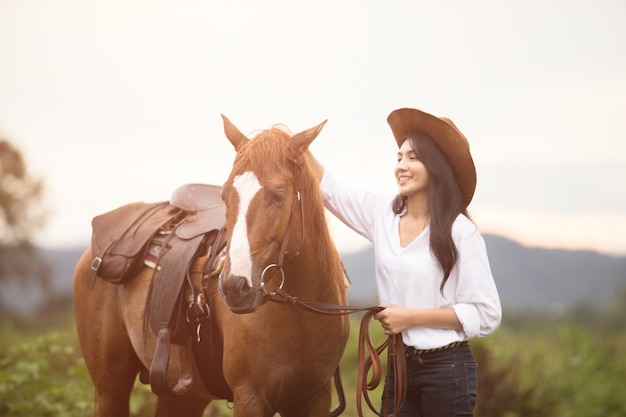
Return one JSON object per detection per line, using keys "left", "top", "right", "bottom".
{"left": 473, "top": 322, "right": 626, "bottom": 417}
{"left": 0, "top": 325, "right": 91, "bottom": 417}
{"left": 1, "top": 314, "right": 625, "bottom": 416}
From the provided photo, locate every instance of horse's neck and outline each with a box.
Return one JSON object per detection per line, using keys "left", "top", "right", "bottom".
{"left": 283, "top": 180, "right": 346, "bottom": 298}
{"left": 285, "top": 229, "right": 346, "bottom": 300}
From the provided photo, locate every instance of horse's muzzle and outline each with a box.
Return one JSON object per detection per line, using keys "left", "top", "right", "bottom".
{"left": 218, "top": 273, "right": 263, "bottom": 314}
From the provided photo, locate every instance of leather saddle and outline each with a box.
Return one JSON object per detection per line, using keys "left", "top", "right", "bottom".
{"left": 89, "top": 183, "right": 232, "bottom": 400}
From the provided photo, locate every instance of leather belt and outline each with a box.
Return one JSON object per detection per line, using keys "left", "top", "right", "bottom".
{"left": 405, "top": 341, "right": 468, "bottom": 357}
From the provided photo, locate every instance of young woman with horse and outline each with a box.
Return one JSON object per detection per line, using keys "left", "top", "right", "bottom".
{"left": 308, "top": 107, "right": 502, "bottom": 417}
{"left": 73, "top": 116, "right": 350, "bottom": 417}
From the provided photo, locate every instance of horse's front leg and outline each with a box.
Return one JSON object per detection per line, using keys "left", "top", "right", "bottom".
{"left": 231, "top": 386, "right": 275, "bottom": 417}
{"left": 231, "top": 382, "right": 334, "bottom": 417}
{"left": 292, "top": 380, "right": 334, "bottom": 417}
{"left": 155, "top": 396, "right": 210, "bottom": 417}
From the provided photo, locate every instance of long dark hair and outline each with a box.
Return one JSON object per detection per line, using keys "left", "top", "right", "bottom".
{"left": 392, "top": 131, "right": 469, "bottom": 292}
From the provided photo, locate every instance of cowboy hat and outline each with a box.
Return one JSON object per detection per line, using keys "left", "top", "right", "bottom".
{"left": 387, "top": 107, "right": 477, "bottom": 206}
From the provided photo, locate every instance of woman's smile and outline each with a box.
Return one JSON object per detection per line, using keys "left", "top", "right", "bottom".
{"left": 395, "top": 139, "right": 428, "bottom": 197}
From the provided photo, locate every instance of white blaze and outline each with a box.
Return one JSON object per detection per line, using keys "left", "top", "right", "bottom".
{"left": 229, "top": 171, "right": 261, "bottom": 287}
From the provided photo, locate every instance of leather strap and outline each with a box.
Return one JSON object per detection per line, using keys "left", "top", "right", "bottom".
{"left": 149, "top": 328, "right": 196, "bottom": 397}
{"left": 269, "top": 289, "right": 406, "bottom": 417}
{"left": 330, "top": 365, "right": 345, "bottom": 417}
{"left": 355, "top": 310, "right": 405, "bottom": 417}
{"left": 276, "top": 156, "right": 305, "bottom": 268}
{"left": 147, "top": 227, "right": 219, "bottom": 397}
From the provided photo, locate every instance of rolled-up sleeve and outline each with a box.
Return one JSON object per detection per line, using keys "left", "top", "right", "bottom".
{"left": 452, "top": 225, "right": 502, "bottom": 339}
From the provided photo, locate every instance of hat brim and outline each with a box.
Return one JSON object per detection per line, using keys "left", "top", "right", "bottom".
{"left": 387, "top": 108, "right": 476, "bottom": 206}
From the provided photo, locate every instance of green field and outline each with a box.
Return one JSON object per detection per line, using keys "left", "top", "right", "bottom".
{"left": 1, "top": 308, "right": 625, "bottom": 417}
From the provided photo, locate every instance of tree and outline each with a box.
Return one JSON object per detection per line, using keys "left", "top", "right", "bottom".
{"left": 0, "top": 139, "right": 46, "bottom": 245}
{"left": 0, "top": 138, "right": 49, "bottom": 308}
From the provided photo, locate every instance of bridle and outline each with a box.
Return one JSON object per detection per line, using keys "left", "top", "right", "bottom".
{"left": 257, "top": 155, "right": 407, "bottom": 417}
{"left": 259, "top": 154, "right": 305, "bottom": 296}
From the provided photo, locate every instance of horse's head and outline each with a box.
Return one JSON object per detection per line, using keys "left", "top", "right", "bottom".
{"left": 218, "top": 115, "right": 327, "bottom": 313}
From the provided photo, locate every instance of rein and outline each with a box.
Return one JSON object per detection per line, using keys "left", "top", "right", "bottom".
{"left": 269, "top": 288, "right": 407, "bottom": 417}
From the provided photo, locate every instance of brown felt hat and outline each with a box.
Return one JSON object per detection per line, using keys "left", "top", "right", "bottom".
{"left": 387, "top": 108, "right": 477, "bottom": 206}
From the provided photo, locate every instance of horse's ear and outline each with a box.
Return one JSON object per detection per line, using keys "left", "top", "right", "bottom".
{"left": 221, "top": 114, "right": 248, "bottom": 150}
{"left": 289, "top": 120, "right": 328, "bottom": 156}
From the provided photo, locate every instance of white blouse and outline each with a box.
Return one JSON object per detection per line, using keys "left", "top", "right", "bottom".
{"left": 321, "top": 170, "right": 502, "bottom": 350}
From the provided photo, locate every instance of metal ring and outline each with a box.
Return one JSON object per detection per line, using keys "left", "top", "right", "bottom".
{"left": 260, "top": 263, "right": 285, "bottom": 295}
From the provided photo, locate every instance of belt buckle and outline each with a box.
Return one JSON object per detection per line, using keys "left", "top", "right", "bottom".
{"left": 90, "top": 256, "right": 103, "bottom": 272}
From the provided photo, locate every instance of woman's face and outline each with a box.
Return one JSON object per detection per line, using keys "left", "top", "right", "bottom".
{"left": 395, "top": 138, "right": 429, "bottom": 198}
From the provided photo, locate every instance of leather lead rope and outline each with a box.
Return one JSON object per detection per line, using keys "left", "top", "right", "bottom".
{"left": 270, "top": 289, "right": 406, "bottom": 417}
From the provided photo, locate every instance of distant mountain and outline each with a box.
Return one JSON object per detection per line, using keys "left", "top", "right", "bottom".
{"left": 2, "top": 235, "right": 625, "bottom": 315}
{"left": 342, "top": 234, "right": 626, "bottom": 312}
{"left": 0, "top": 246, "right": 83, "bottom": 314}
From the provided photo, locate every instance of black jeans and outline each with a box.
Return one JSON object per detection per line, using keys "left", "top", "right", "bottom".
{"left": 379, "top": 343, "right": 478, "bottom": 417}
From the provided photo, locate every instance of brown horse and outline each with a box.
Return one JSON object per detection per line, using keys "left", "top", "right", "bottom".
{"left": 73, "top": 116, "right": 351, "bottom": 416}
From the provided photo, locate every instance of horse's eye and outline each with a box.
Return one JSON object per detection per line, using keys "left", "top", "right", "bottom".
{"left": 272, "top": 191, "right": 286, "bottom": 205}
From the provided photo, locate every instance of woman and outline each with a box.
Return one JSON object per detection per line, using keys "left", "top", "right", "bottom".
{"left": 309, "top": 107, "right": 502, "bottom": 416}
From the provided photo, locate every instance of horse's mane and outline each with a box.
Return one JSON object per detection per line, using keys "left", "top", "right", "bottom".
{"left": 233, "top": 126, "right": 290, "bottom": 177}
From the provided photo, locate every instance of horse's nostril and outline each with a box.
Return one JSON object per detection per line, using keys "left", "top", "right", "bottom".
{"left": 219, "top": 273, "right": 260, "bottom": 313}
{"left": 221, "top": 274, "right": 250, "bottom": 296}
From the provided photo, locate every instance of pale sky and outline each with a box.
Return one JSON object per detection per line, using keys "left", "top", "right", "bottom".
{"left": 1, "top": 0, "right": 625, "bottom": 255}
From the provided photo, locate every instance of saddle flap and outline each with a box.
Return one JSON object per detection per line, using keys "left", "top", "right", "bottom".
{"left": 90, "top": 201, "right": 183, "bottom": 283}
{"left": 147, "top": 234, "right": 206, "bottom": 337}
{"left": 91, "top": 201, "right": 176, "bottom": 257}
